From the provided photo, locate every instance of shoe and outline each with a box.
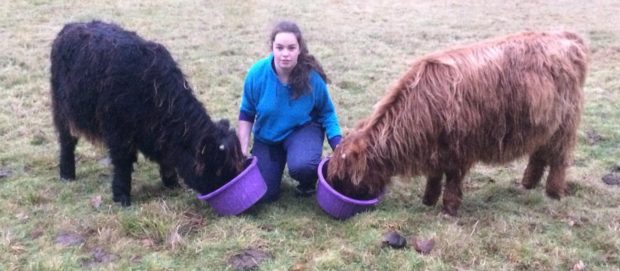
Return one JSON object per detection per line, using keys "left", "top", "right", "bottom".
{"left": 294, "top": 186, "right": 316, "bottom": 197}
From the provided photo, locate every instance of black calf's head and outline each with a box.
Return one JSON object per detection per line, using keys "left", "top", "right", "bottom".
{"left": 193, "top": 119, "right": 245, "bottom": 194}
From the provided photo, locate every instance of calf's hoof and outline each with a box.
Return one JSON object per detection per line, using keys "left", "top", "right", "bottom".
{"left": 422, "top": 196, "right": 439, "bottom": 206}
{"left": 442, "top": 205, "right": 459, "bottom": 217}
{"left": 545, "top": 189, "right": 564, "bottom": 200}
{"left": 60, "top": 177, "right": 75, "bottom": 182}
{"left": 522, "top": 181, "right": 538, "bottom": 190}
{"left": 113, "top": 195, "right": 132, "bottom": 207}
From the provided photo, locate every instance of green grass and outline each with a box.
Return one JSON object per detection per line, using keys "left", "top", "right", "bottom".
{"left": 1, "top": 0, "right": 619, "bottom": 270}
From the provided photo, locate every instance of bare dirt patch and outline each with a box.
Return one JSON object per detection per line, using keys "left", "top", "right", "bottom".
{"left": 228, "top": 247, "right": 273, "bottom": 271}
{"left": 382, "top": 230, "right": 407, "bottom": 249}
{"left": 80, "top": 247, "right": 119, "bottom": 268}
{"left": 585, "top": 129, "right": 605, "bottom": 145}
{"left": 411, "top": 236, "right": 436, "bottom": 255}
{"left": 602, "top": 166, "right": 620, "bottom": 186}
{"left": 0, "top": 168, "right": 11, "bottom": 179}
{"left": 381, "top": 230, "right": 436, "bottom": 254}
{"left": 55, "top": 232, "right": 85, "bottom": 247}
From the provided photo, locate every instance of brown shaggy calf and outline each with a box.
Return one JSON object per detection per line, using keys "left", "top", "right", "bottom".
{"left": 327, "top": 31, "right": 589, "bottom": 216}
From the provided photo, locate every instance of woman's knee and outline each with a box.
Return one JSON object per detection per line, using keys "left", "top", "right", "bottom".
{"left": 288, "top": 159, "right": 318, "bottom": 182}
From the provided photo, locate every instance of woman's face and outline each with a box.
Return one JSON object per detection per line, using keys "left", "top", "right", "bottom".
{"left": 272, "top": 32, "right": 300, "bottom": 72}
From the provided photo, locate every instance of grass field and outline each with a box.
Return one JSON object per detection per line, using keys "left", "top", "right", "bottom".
{"left": 1, "top": 0, "right": 619, "bottom": 270}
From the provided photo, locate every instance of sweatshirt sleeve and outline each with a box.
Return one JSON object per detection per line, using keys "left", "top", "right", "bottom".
{"left": 312, "top": 73, "right": 342, "bottom": 141}
{"left": 239, "top": 68, "right": 257, "bottom": 122}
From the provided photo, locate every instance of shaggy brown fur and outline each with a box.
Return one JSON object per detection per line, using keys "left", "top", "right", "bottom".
{"left": 327, "top": 31, "right": 589, "bottom": 216}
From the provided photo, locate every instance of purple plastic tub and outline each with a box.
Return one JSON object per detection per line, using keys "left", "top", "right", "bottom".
{"left": 197, "top": 156, "right": 266, "bottom": 216}
{"left": 316, "top": 157, "right": 381, "bottom": 219}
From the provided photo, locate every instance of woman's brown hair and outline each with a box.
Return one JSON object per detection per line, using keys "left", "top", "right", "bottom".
{"left": 270, "top": 20, "right": 329, "bottom": 99}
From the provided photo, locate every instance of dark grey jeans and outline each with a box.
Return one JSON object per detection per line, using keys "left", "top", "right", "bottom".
{"left": 252, "top": 122, "right": 324, "bottom": 202}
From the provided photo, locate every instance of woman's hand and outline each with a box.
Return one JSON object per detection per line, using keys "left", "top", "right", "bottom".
{"left": 237, "top": 120, "right": 253, "bottom": 156}
{"left": 328, "top": 135, "right": 342, "bottom": 151}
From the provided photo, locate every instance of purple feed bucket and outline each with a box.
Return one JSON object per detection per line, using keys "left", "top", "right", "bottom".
{"left": 316, "top": 157, "right": 381, "bottom": 219}
{"left": 197, "top": 156, "right": 266, "bottom": 216}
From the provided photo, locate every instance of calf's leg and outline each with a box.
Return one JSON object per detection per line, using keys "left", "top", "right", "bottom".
{"left": 105, "top": 129, "right": 138, "bottom": 206}
{"left": 522, "top": 149, "right": 548, "bottom": 189}
{"left": 545, "top": 160, "right": 568, "bottom": 199}
{"left": 422, "top": 172, "right": 443, "bottom": 206}
{"left": 442, "top": 167, "right": 469, "bottom": 216}
{"left": 545, "top": 135, "right": 575, "bottom": 199}
{"left": 54, "top": 114, "right": 78, "bottom": 181}
{"left": 109, "top": 150, "right": 137, "bottom": 206}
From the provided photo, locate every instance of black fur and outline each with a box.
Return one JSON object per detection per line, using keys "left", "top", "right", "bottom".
{"left": 50, "top": 21, "right": 245, "bottom": 206}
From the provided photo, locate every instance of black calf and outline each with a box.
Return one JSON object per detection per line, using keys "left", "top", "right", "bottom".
{"left": 50, "top": 21, "right": 245, "bottom": 206}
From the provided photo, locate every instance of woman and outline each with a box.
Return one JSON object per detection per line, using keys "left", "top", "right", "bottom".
{"left": 238, "top": 20, "right": 342, "bottom": 202}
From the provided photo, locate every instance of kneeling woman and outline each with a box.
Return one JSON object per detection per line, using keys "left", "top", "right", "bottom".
{"left": 237, "top": 20, "right": 342, "bottom": 201}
